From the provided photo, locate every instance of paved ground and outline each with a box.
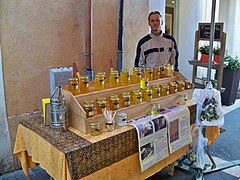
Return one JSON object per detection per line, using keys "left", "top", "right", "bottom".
{"left": 1, "top": 100, "right": 240, "bottom": 180}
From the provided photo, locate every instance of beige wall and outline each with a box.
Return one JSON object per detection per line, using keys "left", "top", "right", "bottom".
{"left": 123, "top": 0, "right": 149, "bottom": 71}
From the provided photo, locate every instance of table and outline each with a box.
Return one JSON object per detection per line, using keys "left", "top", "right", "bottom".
{"left": 13, "top": 103, "right": 219, "bottom": 180}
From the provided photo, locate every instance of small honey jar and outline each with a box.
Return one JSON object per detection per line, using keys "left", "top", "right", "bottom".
{"left": 142, "top": 88, "right": 153, "bottom": 102}
{"left": 179, "top": 94, "right": 187, "bottom": 105}
{"left": 120, "top": 69, "right": 131, "bottom": 86}
{"left": 96, "top": 98, "right": 107, "bottom": 114}
{"left": 132, "top": 67, "right": 141, "bottom": 84}
{"left": 165, "top": 64, "right": 174, "bottom": 77}
{"left": 145, "top": 67, "right": 153, "bottom": 81}
{"left": 151, "top": 85, "right": 161, "bottom": 99}
{"left": 160, "top": 84, "right": 170, "bottom": 96}
{"left": 89, "top": 122, "right": 101, "bottom": 136}
{"left": 80, "top": 76, "right": 89, "bottom": 94}
{"left": 153, "top": 67, "right": 161, "bottom": 80}
{"left": 131, "top": 90, "right": 143, "bottom": 104}
{"left": 121, "top": 92, "right": 131, "bottom": 107}
{"left": 95, "top": 73, "right": 105, "bottom": 90}
{"left": 140, "top": 78, "right": 149, "bottom": 90}
{"left": 84, "top": 100, "right": 95, "bottom": 118}
{"left": 68, "top": 78, "right": 79, "bottom": 95}
{"left": 184, "top": 80, "right": 192, "bottom": 89}
{"left": 109, "top": 96, "right": 120, "bottom": 110}
{"left": 110, "top": 70, "right": 119, "bottom": 88}
{"left": 160, "top": 65, "right": 165, "bottom": 78}
{"left": 169, "top": 82, "right": 177, "bottom": 94}
{"left": 151, "top": 103, "right": 161, "bottom": 115}
{"left": 176, "top": 81, "right": 185, "bottom": 92}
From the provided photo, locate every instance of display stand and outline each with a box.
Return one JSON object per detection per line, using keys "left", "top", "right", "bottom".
{"left": 188, "top": 23, "right": 226, "bottom": 91}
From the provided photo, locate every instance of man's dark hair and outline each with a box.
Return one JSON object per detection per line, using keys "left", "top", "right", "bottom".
{"left": 148, "top": 11, "right": 162, "bottom": 21}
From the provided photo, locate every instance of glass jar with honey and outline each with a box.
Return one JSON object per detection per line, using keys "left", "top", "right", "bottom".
{"left": 80, "top": 76, "right": 89, "bottom": 93}
{"left": 179, "top": 94, "right": 187, "bottom": 105}
{"left": 151, "top": 85, "right": 161, "bottom": 98}
{"left": 169, "top": 82, "right": 177, "bottom": 94}
{"left": 184, "top": 80, "right": 192, "bottom": 89}
{"left": 96, "top": 98, "right": 107, "bottom": 114}
{"left": 110, "top": 70, "right": 119, "bottom": 88}
{"left": 142, "top": 88, "right": 153, "bottom": 102}
{"left": 68, "top": 78, "right": 79, "bottom": 95}
{"left": 165, "top": 64, "right": 174, "bottom": 77}
{"left": 132, "top": 67, "right": 141, "bottom": 84}
{"left": 89, "top": 122, "right": 101, "bottom": 136}
{"left": 84, "top": 100, "right": 95, "bottom": 118}
{"left": 140, "top": 78, "right": 149, "bottom": 90}
{"left": 121, "top": 92, "right": 131, "bottom": 107}
{"left": 95, "top": 73, "right": 105, "bottom": 90}
{"left": 151, "top": 103, "right": 161, "bottom": 115}
{"left": 109, "top": 95, "right": 120, "bottom": 110}
{"left": 176, "top": 81, "right": 185, "bottom": 92}
{"left": 120, "top": 69, "right": 131, "bottom": 86}
{"left": 145, "top": 67, "right": 153, "bottom": 80}
{"left": 160, "top": 65, "right": 165, "bottom": 78}
{"left": 153, "top": 67, "right": 161, "bottom": 80}
{"left": 131, "top": 90, "right": 143, "bottom": 104}
{"left": 160, "top": 84, "right": 170, "bottom": 96}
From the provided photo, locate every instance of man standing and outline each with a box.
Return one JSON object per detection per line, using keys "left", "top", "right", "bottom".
{"left": 134, "top": 11, "right": 179, "bottom": 71}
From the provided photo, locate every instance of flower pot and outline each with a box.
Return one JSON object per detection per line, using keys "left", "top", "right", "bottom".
{"left": 200, "top": 54, "right": 209, "bottom": 63}
{"left": 213, "top": 55, "right": 220, "bottom": 64}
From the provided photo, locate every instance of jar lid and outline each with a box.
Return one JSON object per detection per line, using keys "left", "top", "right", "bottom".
{"left": 80, "top": 76, "right": 88, "bottom": 80}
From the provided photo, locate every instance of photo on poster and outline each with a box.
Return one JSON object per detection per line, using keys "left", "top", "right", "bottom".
{"left": 136, "top": 121, "right": 154, "bottom": 138}
{"left": 140, "top": 142, "right": 154, "bottom": 161}
{"left": 151, "top": 116, "right": 167, "bottom": 132}
{"left": 169, "top": 119, "right": 179, "bottom": 142}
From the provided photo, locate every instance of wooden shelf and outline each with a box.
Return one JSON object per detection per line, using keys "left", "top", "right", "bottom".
{"left": 188, "top": 60, "right": 226, "bottom": 70}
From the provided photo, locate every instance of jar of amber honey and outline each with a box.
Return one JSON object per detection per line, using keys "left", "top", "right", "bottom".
{"left": 84, "top": 100, "right": 95, "bottom": 118}
{"left": 160, "top": 84, "right": 170, "bottom": 96}
{"left": 132, "top": 67, "right": 141, "bottom": 84}
{"left": 68, "top": 78, "right": 79, "bottom": 95}
{"left": 120, "top": 69, "right": 131, "bottom": 86}
{"left": 95, "top": 73, "right": 105, "bottom": 90}
{"left": 151, "top": 85, "right": 161, "bottom": 98}
{"left": 160, "top": 65, "right": 165, "bottom": 78}
{"left": 96, "top": 99, "right": 107, "bottom": 114}
{"left": 169, "top": 82, "right": 177, "bottom": 94}
{"left": 110, "top": 70, "right": 119, "bottom": 88}
{"left": 184, "top": 80, "right": 192, "bottom": 89}
{"left": 176, "top": 81, "right": 185, "bottom": 92}
{"left": 142, "top": 88, "right": 153, "bottom": 102}
{"left": 140, "top": 78, "right": 149, "bottom": 90}
{"left": 153, "top": 67, "right": 160, "bottom": 80}
{"left": 165, "top": 64, "right": 174, "bottom": 77}
{"left": 109, "top": 96, "right": 120, "bottom": 110}
{"left": 131, "top": 90, "right": 142, "bottom": 104}
{"left": 80, "top": 76, "right": 89, "bottom": 93}
{"left": 121, "top": 92, "right": 131, "bottom": 107}
{"left": 145, "top": 67, "right": 153, "bottom": 80}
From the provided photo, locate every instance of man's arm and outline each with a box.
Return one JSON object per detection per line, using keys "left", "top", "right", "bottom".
{"left": 172, "top": 37, "right": 179, "bottom": 71}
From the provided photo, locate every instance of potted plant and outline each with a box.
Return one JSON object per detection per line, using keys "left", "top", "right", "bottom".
{"left": 221, "top": 51, "right": 240, "bottom": 105}
{"left": 213, "top": 46, "right": 220, "bottom": 63}
{"left": 199, "top": 45, "right": 209, "bottom": 63}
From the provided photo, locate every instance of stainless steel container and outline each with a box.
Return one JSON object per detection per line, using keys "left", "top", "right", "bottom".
{"left": 49, "top": 86, "right": 68, "bottom": 129}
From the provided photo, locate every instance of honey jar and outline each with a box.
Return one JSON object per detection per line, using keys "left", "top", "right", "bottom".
{"left": 98, "top": 72, "right": 107, "bottom": 79}
{"left": 142, "top": 88, "right": 153, "bottom": 102}
{"left": 184, "top": 80, "right": 192, "bottom": 89}
{"left": 140, "top": 78, "right": 149, "bottom": 90}
{"left": 132, "top": 67, "right": 141, "bottom": 84}
{"left": 131, "top": 90, "right": 143, "bottom": 104}
{"left": 160, "top": 65, "right": 165, "bottom": 78}
{"left": 80, "top": 76, "right": 89, "bottom": 93}
{"left": 145, "top": 67, "right": 153, "bottom": 80}
{"left": 110, "top": 70, "right": 119, "bottom": 88}
{"left": 169, "top": 82, "right": 177, "bottom": 94}
{"left": 109, "top": 96, "right": 120, "bottom": 110}
{"left": 95, "top": 73, "right": 105, "bottom": 90}
{"left": 160, "top": 84, "right": 170, "bottom": 96}
{"left": 151, "top": 103, "right": 161, "bottom": 115}
{"left": 96, "top": 98, "right": 107, "bottom": 114}
{"left": 121, "top": 92, "right": 131, "bottom": 107}
{"left": 153, "top": 66, "right": 160, "bottom": 80}
{"left": 151, "top": 85, "right": 161, "bottom": 98}
{"left": 89, "top": 122, "right": 101, "bottom": 136}
{"left": 84, "top": 100, "right": 95, "bottom": 118}
{"left": 176, "top": 81, "right": 185, "bottom": 92}
{"left": 120, "top": 69, "right": 131, "bottom": 86}
{"left": 68, "top": 78, "right": 79, "bottom": 95}
{"left": 179, "top": 94, "right": 187, "bottom": 105}
{"left": 165, "top": 64, "right": 174, "bottom": 77}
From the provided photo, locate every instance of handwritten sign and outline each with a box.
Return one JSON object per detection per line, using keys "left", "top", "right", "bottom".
{"left": 198, "top": 23, "right": 223, "bottom": 41}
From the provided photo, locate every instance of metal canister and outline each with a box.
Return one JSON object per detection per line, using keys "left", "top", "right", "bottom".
{"left": 49, "top": 86, "right": 68, "bottom": 129}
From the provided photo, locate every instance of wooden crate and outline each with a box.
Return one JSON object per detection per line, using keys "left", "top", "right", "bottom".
{"left": 64, "top": 72, "right": 193, "bottom": 134}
